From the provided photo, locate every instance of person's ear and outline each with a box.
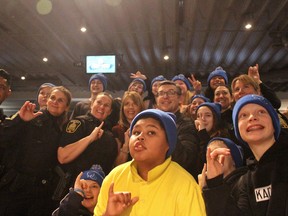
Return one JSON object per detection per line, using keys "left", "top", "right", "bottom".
{"left": 7, "top": 88, "right": 11, "bottom": 96}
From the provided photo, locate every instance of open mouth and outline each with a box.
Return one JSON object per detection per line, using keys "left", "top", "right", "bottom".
{"left": 247, "top": 124, "right": 264, "bottom": 132}
{"left": 134, "top": 141, "right": 145, "bottom": 151}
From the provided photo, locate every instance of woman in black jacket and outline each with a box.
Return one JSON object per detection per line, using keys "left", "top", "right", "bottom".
{"left": 0, "top": 86, "right": 72, "bottom": 216}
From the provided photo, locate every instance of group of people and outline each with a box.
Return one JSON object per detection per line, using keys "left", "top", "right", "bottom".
{"left": 0, "top": 65, "right": 288, "bottom": 216}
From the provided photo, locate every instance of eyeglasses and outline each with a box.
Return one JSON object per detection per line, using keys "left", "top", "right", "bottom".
{"left": 157, "top": 90, "right": 177, "bottom": 97}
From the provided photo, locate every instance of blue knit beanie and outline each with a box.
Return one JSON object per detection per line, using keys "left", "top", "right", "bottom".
{"left": 232, "top": 94, "right": 281, "bottom": 146}
{"left": 89, "top": 74, "right": 108, "bottom": 91}
{"left": 190, "top": 94, "right": 210, "bottom": 104}
{"left": 81, "top": 164, "right": 105, "bottom": 186}
{"left": 207, "top": 67, "right": 228, "bottom": 85}
{"left": 208, "top": 137, "right": 244, "bottom": 168}
{"left": 172, "top": 74, "right": 192, "bottom": 91}
{"left": 130, "top": 109, "right": 177, "bottom": 158}
{"left": 151, "top": 75, "right": 166, "bottom": 86}
{"left": 196, "top": 102, "right": 222, "bottom": 120}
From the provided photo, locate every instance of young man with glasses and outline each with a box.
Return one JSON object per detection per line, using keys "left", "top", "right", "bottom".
{"left": 155, "top": 80, "right": 201, "bottom": 181}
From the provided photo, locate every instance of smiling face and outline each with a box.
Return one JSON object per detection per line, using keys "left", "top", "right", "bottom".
{"left": 123, "top": 97, "right": 142, "bottom": 123}
{"left": 129, "top": 117, "right": 169, "bottom": 170}
{"left": 156, "top": 84, "right": 180, "bottom": 113}
{"left": 214, "top": 86, "right": 233, "bottom": 111}
{"left": 91, "top": 94, "right": 112, "bottom": 121}
{"left": 232, "top": 80, "right": 259, "bottom": 102}
{"left": 81, "top": 179, "right": 101, "bottom": 213}
{"left": 47, "top": 89, "right": 69, "bottom": 116}
{"left": 190, "top": 98, "right": 206, "bottom": 115}
{"left": 90, "top": 79, "right": 104, "bottom": 95}
{"left": 238, "top": 103, "right": 275, "bottom": 157}
{"left": 209, "top": 76, "right": 226, "bottom": 90}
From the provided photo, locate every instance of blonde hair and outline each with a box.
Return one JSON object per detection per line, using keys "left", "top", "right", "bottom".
{"left": 231, "top": 74, "right": 260, "bottom": 93}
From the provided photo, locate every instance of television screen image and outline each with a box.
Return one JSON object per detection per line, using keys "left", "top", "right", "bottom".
{"left": 86, "top": 55, "right": 116, "bottom": 73}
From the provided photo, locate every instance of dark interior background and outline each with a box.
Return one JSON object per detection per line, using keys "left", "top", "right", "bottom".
{"left": 1, "top": 0, "right": 288, "bottom": 114}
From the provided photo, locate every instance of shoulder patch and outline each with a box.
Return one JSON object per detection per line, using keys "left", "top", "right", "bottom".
{"left": 66, "top": 120, "right": 81, "bottom": 133}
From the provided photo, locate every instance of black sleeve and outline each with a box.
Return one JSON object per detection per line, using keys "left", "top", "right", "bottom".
{"left": 0, "top": 114, "right": 25, "bottom": 147}
{"left": 59, "top": 119, "right": 86, "bottom": 147}
{"left": 203, "top": 175, "right": 243, "bottom": 216}
{"left": 57, "top": 190, "right": 84, "bottom": 216}
{"left": 260, "top": 82, "right": 281, "bottom": 109}
{"left": 197, "top": 129, "right": 211, "bottom": 166}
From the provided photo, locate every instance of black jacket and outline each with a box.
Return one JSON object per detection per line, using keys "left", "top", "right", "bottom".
{"left": 203, "top": 167, "right": 248, "bottom": 216}
{"left": 0, "top": 110, "right": 62, "bottom": 177}
{"left": 172, "top": 110, "right": 201, "bottom": 180}
{"left": 52, "top": 189, "right": 92, "bottom": 216}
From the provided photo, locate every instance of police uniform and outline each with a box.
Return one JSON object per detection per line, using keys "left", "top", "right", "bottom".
{"left": 59, "top": 112, "right": 118, "bottom": 181}
{"left": 0, "top": 109, "right": 63, "bottom": 216}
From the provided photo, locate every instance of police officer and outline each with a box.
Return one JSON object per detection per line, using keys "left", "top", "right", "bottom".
{"left": 58, "top": 92, "right": 118, "bottom": 185}
{"left": 0, "top": 86, "right": 72, "bottom": 216}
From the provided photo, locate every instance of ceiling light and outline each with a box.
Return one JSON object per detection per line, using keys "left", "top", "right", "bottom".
{"left": 80, "top": 27, "right": 87, "bottom": 32}
{"left": 163, "top": 55, "right": 169, "bottom": 60}
{"left": 43, "top": 57, "right": 48, "bottom": 62}
{"left": 245, "top": 23, "right": 252, "bottom": 30}
{"left": 21, "top": 76, "right": 26, "bottom": 80}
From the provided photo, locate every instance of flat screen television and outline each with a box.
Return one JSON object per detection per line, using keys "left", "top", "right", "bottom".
{"left": 86, "top": 55, "right": 116, "bottom": 73}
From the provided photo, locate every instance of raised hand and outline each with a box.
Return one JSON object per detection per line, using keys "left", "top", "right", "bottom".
{"left": 188, "top": 74, "right": 202, "bottom": 93}
{"left": 248, "top": 63, "right": 262, "bottom": 84}
{"left": 104, "top": 183, "right": 139, "bottom": 216}
{"left": 198, "top": 163, "right": 207, "bottom": 190}
{"left": 130, "top": 71, "right": 147, "bottom": 80}
{"left": 194, "top": 119, "right": 206, "bottom": 131}
{"left": 206, "top": 147, "right": 230, "bottom": 179}
{"left": 74, "top": 172, "right": 85, "bottom": 197}
{"left": 90, "top": 121, "right": 104, "bottom": 141}
{"left": 19, "top": 101, "right": 43, "bottom": 121}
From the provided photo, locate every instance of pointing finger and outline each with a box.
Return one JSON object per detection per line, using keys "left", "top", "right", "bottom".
{"left": 98, "top": 121, "right": 104, "bottom": 129}
{"left": 108, "top": 182, "right": 115, "bottom": 196}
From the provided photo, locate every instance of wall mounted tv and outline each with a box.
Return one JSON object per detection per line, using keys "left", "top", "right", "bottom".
{"left": 86, "top": 55, "right": 116, "bottom": 74}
